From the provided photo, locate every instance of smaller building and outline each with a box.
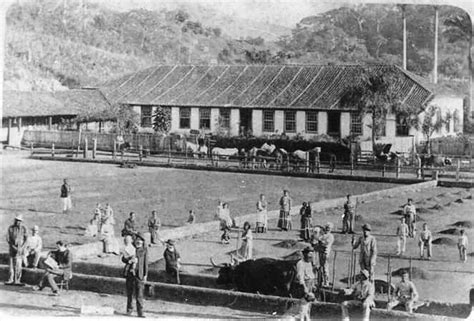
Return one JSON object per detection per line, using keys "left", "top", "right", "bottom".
{"left": 1, "top": 89, "right": 112, "bottom": 146}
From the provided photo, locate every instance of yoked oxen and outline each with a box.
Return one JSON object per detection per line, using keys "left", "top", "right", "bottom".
{"left": 248, "top": 143, "right": 287, "bottom": 170}
{"left": 419, "top": 154, "right": 452, "bottom": 173}
{"left": 291, "top": 149, "right": 336, "bottom": 172}
{"left": 211, "top": 257, "right": 298, "bottom": 296}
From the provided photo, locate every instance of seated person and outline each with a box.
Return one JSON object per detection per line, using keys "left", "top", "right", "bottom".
{"left": 23, "top": 225, "right": 43, "bottom": 268}
{"left": 163, "top": 239, "right": 181, "bottom": 283}
{"left": 33, "top": 241, "right": 72, "bottom": 296}
{"left": 387, "top": 270, "right": 419, "bottom": 313}
{"left": 340, "top": 269, "right": 375, "bottom": 321}
{"left": 85, "top": 212, "right": 101, "bottom": 237}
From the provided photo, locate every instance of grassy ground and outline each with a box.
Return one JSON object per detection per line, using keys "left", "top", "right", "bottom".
{"left": 0, "top": 150, "right": 396, "bottom": 251}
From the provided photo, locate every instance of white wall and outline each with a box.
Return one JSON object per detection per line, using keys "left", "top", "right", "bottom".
{"left": 252, "top": 109, "right": 263, "bottom": 136}
{"left": 318, "top": 111, "right": 327, "bottom": 135}
{"left": 296, "top": 111, "right": 305, "bottom": 134}
{"left": 385, "top": 113, "right": 396, "bottom": 138}
{"left": 170, "top": 107, "right": 180, "bottom": 132}
{"left": 274, "top": 110, "right": 284, "bottom": 133}
{"left": 340, "top": 112, "right": 350, "bottom": 137}
{"left": 230, "top": 109, "right": 240, "bottom": 136}
{"left": 210, "top": 108, "right": 219, "bottom": 133}
{"left": 190, "top": 107, "right": 199, "bottom": 130}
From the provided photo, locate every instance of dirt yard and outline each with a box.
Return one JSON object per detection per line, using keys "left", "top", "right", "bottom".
{"left": 1, "top": 150, "right": 473, "bottom": 310}
{"left": 0, "top": 150, "right": 396, "bottom": 251}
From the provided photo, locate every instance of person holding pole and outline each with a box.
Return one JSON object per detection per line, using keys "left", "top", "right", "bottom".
{"left": 387, "top": 270, "right": 419, "bottom": 313}
{"left": 352, "top": 224, "right": 377, "bottom": 282}
{"left": 342, "top": 194, "right": 355, "bottom": 234}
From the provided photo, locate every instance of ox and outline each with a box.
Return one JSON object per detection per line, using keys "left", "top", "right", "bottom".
{"left": 211, "top": 257, "right": 298, "bottom": 296}
{"left": 419, "top": 155, "right": 452, "bottom": 174}
{"left": 248, "top": 143, "right": 286, "bottom": 169}
{"left": 175, "top": 139, "right": 208, "bottom": 158}
{"left": 291, "top": 149, "right": 336, "bottom": 172}
{"left": 211, "top": 147, "right": 238, "bottom": 166}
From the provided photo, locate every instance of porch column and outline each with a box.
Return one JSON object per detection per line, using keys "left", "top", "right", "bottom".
{"left": 210, "top": 108, "right": 219, "bottom": 133}
{"left": 190, "top": 107, "right": 199, "bottom": 130}
{"left": 385, "top": 113, "right": 396, "bottom": 138}
{"left": 48, "top": 116, "right": 53, "bottom": 130}
{"left": 340, "top": 112, "right": 351, "bottom": 137}
{"left": 318, "top": 112, "right": 327, "bottom": 135}
{"left": 296, "top": 111, "right": 305, "bottom": 134}
{"left": 230, "top": 109, "right": 240, "bottom": 136}
{"left": 18, "top": 117, "right": 22, "bottom": 132}
{"left": 274, "top": 110, "right": 284, "bottom": 133}
{"left": 170, "top": 107, "right": 180, "bottom": 131}
{"left": 252, "top": 109, "right": 262, "bottom": 136}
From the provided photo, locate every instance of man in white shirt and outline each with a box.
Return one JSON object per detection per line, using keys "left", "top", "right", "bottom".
{"left": 23, "top": 225, "right": 43, "bottom": 268}
{"left": 418, "top": 223, "right": 432, "bottom": 260}
{"left": 403, "top": 199, "right": 416, "bottom": 238}
{"left": 458, "top": 229, "right": 468, "bottom": 263}
{"left": 292, "top": 246, "right": 316, "bottom": 299}
{"left": 387, "top": 270, "right": 419, "bottom": 313}
{"left": 396, "top": 217, "right": 409, "bottom": 256}
{"left": 341, "top": 269, "right": 375, "bottom": 321}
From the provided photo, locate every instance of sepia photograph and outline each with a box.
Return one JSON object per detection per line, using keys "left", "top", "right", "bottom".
{"left": 0, "top": 0, "right": 473, "bottom": 319}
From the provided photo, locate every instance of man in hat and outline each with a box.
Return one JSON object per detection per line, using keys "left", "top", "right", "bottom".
{"left": 387, "top": 270, "right": 419, "bottom": 313}
{"left": 60, "top": 178, "right": 72, "bottom": 214}
{"left": 352, "top": 224, "right": 377, "bottom": 281}
{"left": 316, "top": 222, "right": 335, "bottom": 287}
{"left": 340, "top": 269, "right": 375, "bottom": 321}
{"left": 6, "top": 215, "right": 28, "bottom": 285}
{"left": 23, "top": 225, "right": 43, "bottom": 268}
{"left": 342, "top": 195, "right": 355, "bottom": 234}
{"left": 292, "top": 246, "right": 316, "bottom": 298}
{"left": 122, "top": 233, "right": 148, "bottom": 317}
{"left": 163, "top": 239, "right": 181, "bottom": 284}
{"left": 34, "top": 240, "right": 72, "bottom": 296}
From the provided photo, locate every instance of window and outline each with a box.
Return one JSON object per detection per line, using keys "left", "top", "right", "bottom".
{"left": 306, "top": 111, "right": 318, "bottom": 133}
{"left": 284, "top": 111, "right": 296, "bottom": 133}
{"left": 199, "top": 108, "right": 211, "bottom": 129}
{"left": 219, "top": 109, "right": 230, "bottom": 128}
{"left": 263, "top": 110, "right": 274, "bottom": 132}
{"left": 140, "top": 106, "right": 153, "bottom": 128}
{"left": 350, "top": 111, "right": 362, "bottom": 135}
{"left": 179, "top": 107, "right": 191, "bottom": 129}
{"left": 396, "top": 115, "right": 409, "bottom": 136}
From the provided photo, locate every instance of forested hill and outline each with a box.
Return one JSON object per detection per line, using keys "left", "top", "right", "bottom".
{"left": 4, "top": 1, "right": 471, "bottom": 96}
{"left": 4, "top": 0, "right": 281, "bottom": 91}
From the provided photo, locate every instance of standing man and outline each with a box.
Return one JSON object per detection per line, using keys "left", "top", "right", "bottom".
{"left": 317, "top": 222, "right": 335, "bottom": 287}
{"left": 458, "top": 229, "right": 469, "bottom": 263}
{"left": 340, "top": 269, "right": 375, "bottom": 321}
{"left": 122, "top": 233, "right": 148, "bottom": 318}
{"left": 403, "top": 198, "right": 416, "bottom": 238}
{"left": 387, "top": 270, "right": 419, "bottom": 313}
{"left": 122, "top": 212, "right": 138, "bottom": 239}
{"left": 147, "top": 210, "right": 161, "bottom": 245}
{"left": 33, "top": 240, "right": 72, "bottom": 296}
{"left": 292, "top": 247, "right": 316, "bottom": 298}
{"left": 352, "top": 224, "right": 377, "bottom": 282}
{"left": 278, "top": 190, "right": 292, "bottom": 231}
{"left": 163, "top": 239, "right": 181, "bottom": 284}
{"left": 23, "top": 225, "right": 43, "bottom": 268}
{"left": 60, "top": 178, "right": 72, "bottom": 214}
{"left": 396, "top": 217, "right": 409, "bottom": 256}
{"left": 342, "top": 194, "right": 355, "bottom": 234}
{"left": 6, "top": 215, "right": 28, "bottom": 285}
{"left": 419, "top": 223, "right": 433, "bottom": 260}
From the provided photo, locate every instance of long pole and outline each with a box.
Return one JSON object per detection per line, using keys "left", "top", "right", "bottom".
{"left": 331, "top": 251, "right": 337, "bottom": 291}
{"left": 409, "top": 256, "right": 413, "bottom": 281}
{"left": 433, "top": 6, "right": 439, "bottom": 84}
{"left": 387, "top": 255, "right": 392, "bottom": 302}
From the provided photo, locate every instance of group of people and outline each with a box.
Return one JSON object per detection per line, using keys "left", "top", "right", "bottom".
{"left": 86, "top": 202, "right": 120, "bottom": 255}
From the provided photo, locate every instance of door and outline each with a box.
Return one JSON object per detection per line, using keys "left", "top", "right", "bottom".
{"left": 327, "top": 111, "right": 341, "bottom": 137}
{"left": 240, "top": 109, "right": 253, "bottom": 136}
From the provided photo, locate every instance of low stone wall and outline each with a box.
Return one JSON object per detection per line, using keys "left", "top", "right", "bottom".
{"left": 0, "top": 265, "right": 464, "bottom": 320}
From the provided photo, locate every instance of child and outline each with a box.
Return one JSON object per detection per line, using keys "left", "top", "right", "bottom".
{"left": 121, "top": 235, "right": 136, "bottom": 276}
{"left": 187, "top": 210, "right": 196, "bottom": 225}
{"left": 458, "top": 229, "right": 469, "bottom": 263}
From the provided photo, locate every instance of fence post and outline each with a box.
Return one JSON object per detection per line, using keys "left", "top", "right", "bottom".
{"left": 331, "top": 251, "right": 337, "bottom": 291}
{"left": 409, "top": 256, "right": 413, "bottom": 281}
{"left": 113, "top": 140, "right": 117, "bottom": 160}
{"left": 387, "top": 255, "right": 392, "bottom": 302}
{"left": 92, "top": 138, "right": 97, "bottom": 159}
{"left": 382, "top": 165, "right": 385, "bottom": 177}
{"left": 350, "top": 158, "right": 354, "bottom": 176}
{"left": 139, "top": 145, "right": 143, "bottom": 162}
{"left": 51, "top": 143, "right": 55, "bottom": 157}
{"left": 76, "top": 145, "right": 80, "bottom": 158}
{"left": 347, "top": 251, "right": 352, "bottom": 288}
{"left": 168, "top": 139, "right": 171, "bottom": 164}
{"left": 396, "top": 158, "right": 400, "bottom": 178}
{"left": 305, "top": 153, "right": 310, "bottom": 173}
{"left": 185, "top": 143, "right": 188, "bottom": 164}
{"left": 84, "top": 137, "right": 88, "bottom": 158}
{"left": 30, "top": 142, "right": 34, "bottom": 154}
{"left": 456, "top": 159, "right": 460, "bottom": 181}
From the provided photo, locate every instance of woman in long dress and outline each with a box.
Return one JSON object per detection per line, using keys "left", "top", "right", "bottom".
{"left": 300, "top": 202, "right": 312, "bottom": 242}
{"left": 237, "top": 221, "right": 253, "bottom": 261}
{"left": 256, "top": 194, "right": 268, "bottom": 233}
{"left": 277, "top": 190, "right": 292, "bottom": 231}
{"left": 101, "top": 216, "right": 120, "bottom": 255}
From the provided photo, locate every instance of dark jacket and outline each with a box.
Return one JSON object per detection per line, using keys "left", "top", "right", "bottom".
{"left": 122, "top": 246, "right": 148, "bottom": 280}
{"left": 50, "top": 249, "right": 73, "bottom": 280}
{"left": 60, "top": 183, "right": 71, "bottom": 198}
{"left": 164, "top": 248, "right": 180, "bottom": 271}
{"left": 7, "top": 224, "right": 28, "bottom": 256}
{"left": 122, "top": 218, "right": 137, "bottom": 236}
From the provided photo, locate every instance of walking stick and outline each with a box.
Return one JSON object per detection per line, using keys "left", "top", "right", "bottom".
{"left": 387, "top": 255, "right": 392, "bottom": 302}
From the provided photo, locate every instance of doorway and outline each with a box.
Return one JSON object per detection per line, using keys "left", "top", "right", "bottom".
{"left": 327, "top": 111, "right": 341, "bottom": 137}
{"left": 240, "top": 109, "right": 253, "bottom": 136}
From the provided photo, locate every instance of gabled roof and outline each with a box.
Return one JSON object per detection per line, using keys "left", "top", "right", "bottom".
{"left": 2, "top": 89, "right": 111, "bottom": 118}
{"left": 99, "top": 64, "right": 433, "bottom": 110}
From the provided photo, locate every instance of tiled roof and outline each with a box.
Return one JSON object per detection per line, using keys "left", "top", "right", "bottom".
{"left": 99, "top": 64, "right": 433, "bottom": 110}
{"left": 2, "top": 89, "right": 111, "bottom": 118}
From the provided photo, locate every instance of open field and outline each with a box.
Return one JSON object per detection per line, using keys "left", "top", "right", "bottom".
{"left": 0, "top": 150, "right": 396, "bottom": 251}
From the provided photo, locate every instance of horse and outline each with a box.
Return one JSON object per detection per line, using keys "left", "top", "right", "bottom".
{"left": 211, "top": 148, "right": 238, "bottom": 166}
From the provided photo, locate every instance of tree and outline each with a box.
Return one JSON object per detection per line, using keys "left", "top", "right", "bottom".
{"left": 444, "top": 12, "right": 472, "bottom": 123}
{"left": 416, "top": 105, "right": 448, "bottom": 154}
{"left": 152, "top": 107, "right": 171, "bottom": 133}
{"left": 340, "top": 66, "right": 412, "bottom": 154}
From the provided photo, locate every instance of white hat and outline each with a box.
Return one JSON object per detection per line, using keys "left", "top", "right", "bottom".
{"left": 33, "top": 225, "right": 39, "bottom": 231}
{"left": 14, "top": 214, "right": 23, "bottom": 221}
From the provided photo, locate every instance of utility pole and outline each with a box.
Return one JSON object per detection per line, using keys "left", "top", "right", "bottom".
{"left": 399, "top": 4, "right": 407, "bottom": 70}
{"left": 433, "top": 6, "right": 439, "bottom": 84}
